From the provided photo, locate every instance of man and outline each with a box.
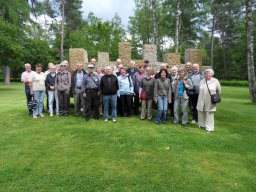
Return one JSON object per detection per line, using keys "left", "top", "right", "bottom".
{"left": 100, "top": 66, "right": 118, "bottom": 123}
{"left": 115, "top": 63, "right": 123, "bottom": 76}
{"left": 113, "top": 58, "right": 122, "bottom": 74}
{"left": 71, "top": 62, "right": 87, "bottom": 116}
{"left": 126, "top": 61, "right": 139, "bottom": 80}
{"left": 185, "top": 62, "right": 193, "bottom": 77}
{"left": 188, "top": 63, "right": 204, "bottom": 123}
{"left": 83, "top": 64, "right": 100, "bottom": 121}
{"left": 55, "top": 62, "right": 71, "bottom": 116}
{"left": 21, "top": 63, "right": 34, "bottom": 116}
{"left": 144, "top": 59, "right": 150, "bottom": 69}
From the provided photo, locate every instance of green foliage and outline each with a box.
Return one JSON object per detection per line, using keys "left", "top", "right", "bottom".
{"left": 219, "top": 80, "right": 248, "bottom": 87}
{"left": 0, "top": 84, "right": 256, "bottom": 191}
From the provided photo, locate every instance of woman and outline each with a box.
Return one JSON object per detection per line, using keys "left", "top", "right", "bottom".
{"left": 133, "top": 64, "right": 146, "bottom": 115}
{"left": 45, "top": 64, "right": 59, "bottom": 116}
{"left": 154, "top": 69, "right": 172, "bottom": 124}
{"left": 173, "top": 67, "right": 193, "bottom": 127}
{"left": 197, "top": 69, "right": 221, "bottom": 133}
{"left": 29, "top": 64, "right": 46, "bottom": 118}
{"left": 170, "top": 66, "right": 178, "bottom": 118}
{"left": 117, "top": 68, "right": 134, "bottom": 117}
{"left": 140, "top": 68, "right": 155, "bottom": 120}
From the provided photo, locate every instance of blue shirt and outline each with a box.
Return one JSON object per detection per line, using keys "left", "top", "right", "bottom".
{"left": 178, "top": 82, "right": 183, "bottom": 96}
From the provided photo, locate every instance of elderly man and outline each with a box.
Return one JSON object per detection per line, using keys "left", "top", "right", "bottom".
{"left": 100, "top": 66, "right": 118, "bottom": 123}
{"left": 113, "top": 58, "right": 122, "bottom": 74}
{"left": 71, "top": 62, "right": 87, "bottom": 116}
{"left": 188, "top": 63, "right": 204, "bottom": 123}
{"left": 55, "top": 62, "right": 71, "bottom": 116}
{"left": 21, "top": 63, "right": 34, "bottom": 116}
{"left": 185, "top": 62, "right": 193, "bottom": 77}
{"left": 83, "top": 64, "right": 100, "bottom": 121}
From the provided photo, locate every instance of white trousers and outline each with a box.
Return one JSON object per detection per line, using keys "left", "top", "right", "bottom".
{"left": 198, "top": 111, "right": 215, "bottom": 132}
{"left": 48, "top": 91, "right": 59, "bottom": 114}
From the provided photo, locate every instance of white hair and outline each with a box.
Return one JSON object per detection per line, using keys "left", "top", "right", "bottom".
{"left": 171, "top": 66, "right": 178, "bottom": 71}
{"left": 130, "top": 60, "right": 135, "bottom": 66}
{"left": 25, "top": 63, "right": 31, "bottom": 67}
{"left": 205, "top": 68, "right": 214, "bottom": 76}
{"left": 116, "top": 58, "right": 122, "bottom": 63}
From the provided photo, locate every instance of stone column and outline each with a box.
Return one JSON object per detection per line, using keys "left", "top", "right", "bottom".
{"left": 185, "top": 49, "right": 202, "bottom": 66}
{"left": 143, "top": 44, "right": 157, "bottom": 68}
{"left": 69, "top": 48, "right": 88, "bottom": 71}
{"left": 119, "top": 42, "right": 131, "bottom": 68}
{"left": 163, "top": 53, "right": 181, "bottom": 68}
{"left": 98, "top": 52, "right": 109, "bottom": 68}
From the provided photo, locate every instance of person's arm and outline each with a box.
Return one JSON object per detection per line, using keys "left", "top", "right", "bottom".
{"left": 154, "top": 79, "right": 158, "bottom": 103}
{"left": 168, "top": 79, "right": 172, "bottom": 103}
{"left": 216, "top": 79, "right": 221, "bottom": 94}
{"left": 29, "top": 74, "right": 34, "bottom": 95}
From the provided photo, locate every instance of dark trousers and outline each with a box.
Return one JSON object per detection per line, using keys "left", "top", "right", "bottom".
{"left": 25, "top": 85, "right": 33, "bottom": 115}
{"left": 131, "top": 93, "right": 140, "bottom": 115}
{"left": 84, "top": 91, "right": 99, "bottom": 119}
{"left": 191, "top": 94, "right": 199, "bottom": 121}
{"left": 120, "top": 95, "right": 131, "bottom": 117}
{"left": 169, "top": 93, "right": 174, "bottom": 117}
{"left": 58, "top": 91, "right": 69, "bottom": 115}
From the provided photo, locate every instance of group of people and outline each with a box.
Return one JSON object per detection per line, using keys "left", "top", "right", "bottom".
{"left": 21, "top": 59, "right": 221, "bottom": 133}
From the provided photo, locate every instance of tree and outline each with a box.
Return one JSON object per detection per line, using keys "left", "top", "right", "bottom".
{"left": 246, "top": 0, "right": 256, "bottom": 102}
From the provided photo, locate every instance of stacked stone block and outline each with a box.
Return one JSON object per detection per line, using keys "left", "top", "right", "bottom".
{"left": 143, "top": 44, "right": 157, "bottom": 67}
{"left": 185, "top": 49, "right": 202, "bottom": 66}
{"left": 69, "top": 48, "right": 88, "bottom": 71}
{"left": 119, "top": 42, "right": 131, "bottom": 68}
{"left": 98, "top": 52, "right": 109, "bottom": 68}
{"left": 164, "top": 53, "right": 181, "bottom": 68}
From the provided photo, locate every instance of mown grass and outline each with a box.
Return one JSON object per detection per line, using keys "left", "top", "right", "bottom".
{"left": 0, "top": 83, "right": 255, "bottom": 192}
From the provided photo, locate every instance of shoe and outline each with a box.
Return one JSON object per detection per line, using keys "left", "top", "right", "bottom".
{"left": 182, "top": 124, "right": 186, "bottom": 128}
{"left": 162, "top": 121, "right": 166, "bottom": 124}
{"left": 40, "top": 114, "right": 44, "bottom": 117}
{"left": 50, "top": 113, "right": 53, "bottom": 117}
{"left": 207, "top": 131, "right": 213, "bottom": 133}
{"left": 200, "top": 126, "right": 206, "bottom": 130}
{"left": 191, "top": 120, "right": 196, "bottom": 124}
{"left": 56, "top": 113, "right": 59, "bottom": 116}
{"left": 33, "top": 115, "right": 37, "bottom": 119}
{"left": 155, "top": 121, "right": 160, "bottom": 125}
{"left": 104, "top": 119, "right": 108, "bottom": 123}
{"left": 140, "top": 117, "right": 145, "bottom": 120}
{"left": 112, "top": 119, "right": 117, "bottom": 123}
{"left": 85, "top": 117, "right": 90, "bottom": 121}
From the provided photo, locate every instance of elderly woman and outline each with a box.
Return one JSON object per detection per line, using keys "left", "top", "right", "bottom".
{"left": 197, "top": 69, "right": 221, "bottom": 133}
{"left": 173, "top": 67, "right": 193, "bottom": 127}
{"left": 154, "top": 69, "right": 172, "bottom": 124}
{"left": 29, "top": 64, "right": 46, "bottom": 118}
{"left": 170, "top": 66, "right": 178, "bottom": 118}
{"left": 139, "top": 68, "right": 155, "bottom": 120}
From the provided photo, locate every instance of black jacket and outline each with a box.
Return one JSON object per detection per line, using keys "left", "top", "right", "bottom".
{"left": 100, "top": 74, "right": 118, "bottom": 95}
{"left": 45, "top": 73, "right": 57, "bottom": 91}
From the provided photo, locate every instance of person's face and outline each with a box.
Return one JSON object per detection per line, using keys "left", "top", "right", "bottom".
{"left": 88, "top": 67, "right": 94, "bottom": 73}
{"left": 60, "top": 65, "right": 66, "bottom": 71}
{"left": 36, "top": 66, "right": 42, "bottom": 73}
{"left": 97, "top": 68, "right": 102, "bottom": 73}
{"left": 193, "top": 65, "right": 199, "bottom": 73}
{"left": 144, "top": 61, "right": 149, "bottom": 67}
{"left": 118, "top": 65, "right": 123, "bottom": 71}
{"left": 50, "top": 67, "right": 56, "bottom": 73}
{"left": 139, "top": 67, "right": 144, "bottom": 73}
{"left": 91, "top": 60, "right": 97, "bottom": 66}
{"left": 25, "top": 65, "right": 31, "bottom": 72}
{"left": 186, "top": 63, "right": 192, "bottom": 71}
{"left": 121, "top": 69, "right": 126, "bottom": 76}
{"left": 179, "top": 70, "right": 185, "bottom": 78}
{"left": 171, "top": 69, "right": 177, "bottom": 76}
{"left": 77, "top": 64, "right": 83, "bottom": 71}
{"left": 106, "top": 67, "right": 112, "bottom": 75}
{"left": 205, "top": 71, "right": 212, "bottom": 80}
{"left": 160, "top": 71, "right": 167, "bottom": 79}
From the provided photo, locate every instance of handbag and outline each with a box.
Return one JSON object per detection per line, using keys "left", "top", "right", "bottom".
{"left": 27, "top": 100, "right": 38, "bottom": 110}
{"left": 140, "top": 90, "right": 147, "bottom": 100}
{"left": 206, "top": 79, "right": 221, "bottom": 104}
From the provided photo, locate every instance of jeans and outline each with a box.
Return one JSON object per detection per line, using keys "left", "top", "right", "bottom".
{"left": 33, "top": 90, "right": 45, "bottom": 116}
{"left": 74, "top": 91, "right": 84, "bottom": 115}
{"left": 155, "top": 96, "right": 168, "bottom": 123}
{"left": 25, "top": 85, "right": 33, "bottom": 115}
{"left": 103, "top": 94, "right": 117, "bottom": 120}
{"left": 174, "top": 96, "right": 188, "bottom": 124}
{"left": 48, "top": 91, "right": 59, "bottom": 115}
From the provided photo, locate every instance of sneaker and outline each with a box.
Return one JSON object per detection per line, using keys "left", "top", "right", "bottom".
{"left": 155, "top": 121, "right": 160, "bottom": 125}
{"left": 112, "top": 119, "right": 117, "bottom": 123}
{"left": 40, "top": 114, "right": 44, "bottom": 117}
{"left": 191, "top": 120, "right": 196, "bottom": 124}
{"left": 50, "top": 113, "right": 53, "bottom": 117}
{"left": 33, "top": 115, "right": 37, "bottom": 119}
{"left": 104, "top": 119, "right": 108, "bottom": 123}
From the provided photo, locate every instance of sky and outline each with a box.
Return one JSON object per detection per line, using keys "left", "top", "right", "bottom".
{"left": 81, "top": 0, "right": 135, "bottom": 28}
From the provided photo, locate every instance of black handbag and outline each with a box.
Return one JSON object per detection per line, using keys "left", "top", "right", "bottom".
{"left": 206, "top": 79, "right": 221, "bottom": 104}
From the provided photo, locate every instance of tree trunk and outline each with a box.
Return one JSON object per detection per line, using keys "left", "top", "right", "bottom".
{"left": 60, "top": 0, "right": 65, "bottom": 62}
{"left": 175, "top": 0, "right": 180, "bottom": 53}
{"left": 246, "top": 0, "right": 256, "bottom": 103}
{"left": 210, "top": 1, "right": 216, "bottom": 68}
{"left": 221, "top": 31, "right": 228, "bottom": 79}
{"left": 152, "top": 0, "right": 158, "bottom": 45}
{"left": 4, "top": 66, "right": 10, "bottom": 85}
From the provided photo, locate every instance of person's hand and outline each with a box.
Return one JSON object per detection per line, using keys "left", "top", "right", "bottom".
{"left": 65, "top": 90, "right": 69, "bottom": 95}
{"left": 30, "top": 90, "right": 34, "bottom": 95}
{"left": 83, "top": 92, "right": 86, "bottom": 98}
{"left": 50, "top": 86, "right": 54, "bottom": 90}
{"left": 168, "top": 99, "right": 172, "bottom": 104}
{"left": 154, "top": 98, "right": 157, "bottom": 103}
{"left": 98, "top": 91, "right": 100, "bottom": 96}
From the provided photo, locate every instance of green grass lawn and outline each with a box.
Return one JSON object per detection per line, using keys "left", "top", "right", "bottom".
{"left": 0, "top": 83, "right": 255, "bottom": 192}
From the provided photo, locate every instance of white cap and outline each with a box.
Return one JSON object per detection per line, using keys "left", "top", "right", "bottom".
{"left": 87, "top": 64, "right": 94, "bottom": 68}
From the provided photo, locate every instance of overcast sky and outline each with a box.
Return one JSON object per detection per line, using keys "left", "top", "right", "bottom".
{"left": 81, "top": 0, "right": 135, "bottom": 28}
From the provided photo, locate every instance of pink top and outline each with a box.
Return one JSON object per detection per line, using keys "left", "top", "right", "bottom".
{"left": 21, "top": 71, "right": 34, "bottom": 84}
